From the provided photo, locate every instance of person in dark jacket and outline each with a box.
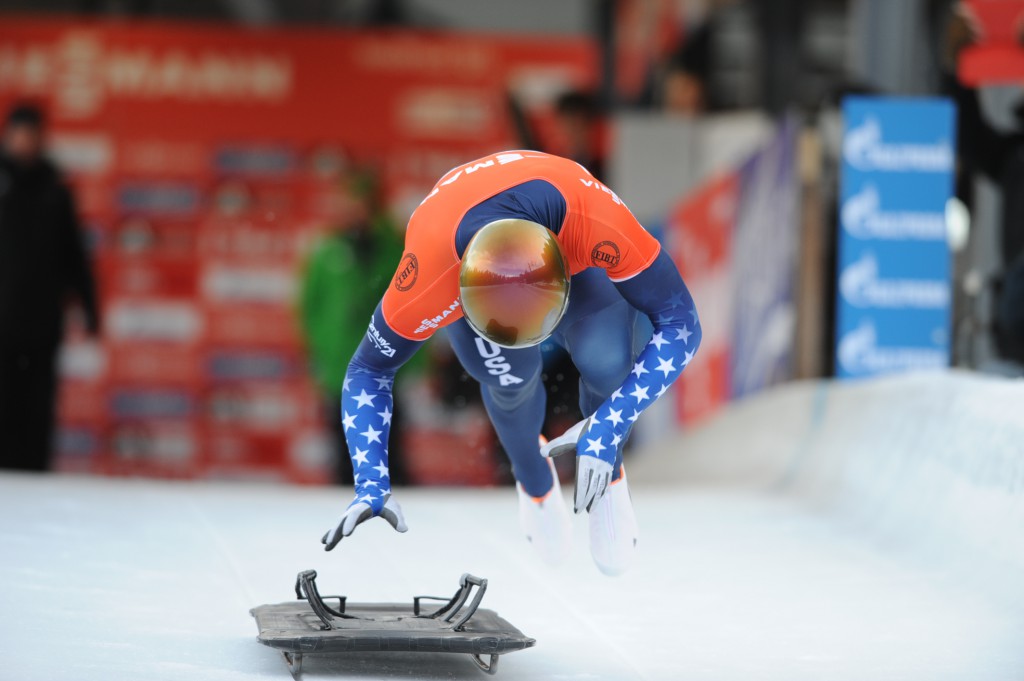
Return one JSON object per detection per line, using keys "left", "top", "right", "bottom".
{"left": 0, "top": 104, "right": 99, "bottom": 471}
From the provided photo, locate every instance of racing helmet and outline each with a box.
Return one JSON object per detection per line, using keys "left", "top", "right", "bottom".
{"left": 459, "top": 219, "right": 570, "bottom": 348}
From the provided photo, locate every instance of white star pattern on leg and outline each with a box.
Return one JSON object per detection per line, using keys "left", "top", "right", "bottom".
{"left": 610, "top": 388, "right": 623, "bottom": 402}
{"left": 585, "top": 437, "right": 606, "bottom": 455}
{"left": 630, "top": 385, "right": 650, "bottom": 402}
{"left": 631, "top": 360, "right": 649, "bottom": 379}
{"left": 353, "top": 389, "right": 376, "bottom": 408}
{"left": 352, "top": 448, "right": 370, "bottom": 466}
{"left": 649, "top": 331, "right": 669, "bottom": 351}
{"left": 628, "top": 409, "right": 641, "bottom": 422}
{"left": 657, "top": 383, "right": 670, "bottom": 398}
{"left": 361, "top": 424, "right": 383, "bottom": 444}
{"left": 611, "top": 433, "right": 623, "bottom": 447}
{"left": 655, "top": 356, "right": 676, "bottom": 377}
{"left": 374, "top": 376, "right": 392, "bottom": 390}
{"left": 342, "top": 411, "right": 357, "bottom": 431}
{"left": 343, "top": 377, "right": 351, "bottom": 391}
{"left": 357, "top": 494, "right": 376, "bottom": 504}
{"left": 362, "top": 479, "right": 379, "bottom": 488}
{"left": 676, "top": 326, "right": 692, "bottom": 343}
{"left": 378, "top": 406, "right": 392, "bottom": 425}
{"left": 606, "top": 407, "right": 624, "bottom": 426}
{"left": 372, "top": 462, "right": 390, "bottom": 478}
{"left": 683, "top": 349, "right": 695, "bottom": 367}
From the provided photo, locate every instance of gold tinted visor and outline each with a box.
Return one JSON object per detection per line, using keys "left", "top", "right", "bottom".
{"left": 459, "top": 219, "right": 570, "bottom": 348}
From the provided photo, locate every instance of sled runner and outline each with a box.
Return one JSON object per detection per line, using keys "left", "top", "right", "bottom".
{"left": 251, "top": 570, "right": 534, "bottom": 676}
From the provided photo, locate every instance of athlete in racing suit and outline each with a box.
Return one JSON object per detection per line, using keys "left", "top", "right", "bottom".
{"left": 322, "top": 150, "right": 701, "bottom": 575}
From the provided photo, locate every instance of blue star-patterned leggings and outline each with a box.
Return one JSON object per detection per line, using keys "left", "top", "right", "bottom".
{"left": 445, "top": 268, "right": 651, "bottom": 497}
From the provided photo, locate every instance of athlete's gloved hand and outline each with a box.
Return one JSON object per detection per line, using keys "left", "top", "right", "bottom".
{"left": 322, "top": 493, "right": 407, "bottom": 550}
{"left": 574, "top": 454, "right": 613, "bottom": 513}
{"left": 540, "top": 416, "right": 590, "bottom": 459}
{"left": 542, "top": 415, "right": 620, "bottom": 513}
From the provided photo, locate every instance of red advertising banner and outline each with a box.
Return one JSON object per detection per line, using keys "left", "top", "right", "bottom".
{"left": 958, "top": 0, "right": 1024, "bottom": 86}
{"left": 0, "top": 19, "right": 595, "bottom": 481}
{"left": 667, "top": 172, "right": 738, "bottom": 425}
{"left": 0, "top": 18, "right": 596, "bottom": 205}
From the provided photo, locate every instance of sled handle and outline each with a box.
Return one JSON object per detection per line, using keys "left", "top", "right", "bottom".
{"left": 448, "top": 574, "right": 488, "bottom": 631}
{"left": 294, "top": 569, "right": 355, "bottom": 630}
{"left": 417, "top": 573, "right": 488, "bottom": 631}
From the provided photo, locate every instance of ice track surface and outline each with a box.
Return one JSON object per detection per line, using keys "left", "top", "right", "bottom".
{"left": 4, "top": 371, "right": 1024, "bottom": 680}
{"left": 1, "top": 475, "right": 1021, "bottom": 680}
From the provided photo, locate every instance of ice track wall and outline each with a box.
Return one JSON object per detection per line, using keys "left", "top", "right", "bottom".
{"left": 633, "top": 370, "right": 1024, "bottom": 600}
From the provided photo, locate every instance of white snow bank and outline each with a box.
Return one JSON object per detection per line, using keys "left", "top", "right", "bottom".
{"left": 631, "top": 370, "right": 1024, "bottom": 601}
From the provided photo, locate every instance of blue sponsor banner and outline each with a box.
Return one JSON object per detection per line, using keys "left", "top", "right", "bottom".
{"left": 836, "top": 97, "right": 955, "bottom": 378}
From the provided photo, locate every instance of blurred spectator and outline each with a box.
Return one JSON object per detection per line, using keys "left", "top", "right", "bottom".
{"left": 660, "top": 23, "right": 712, "bottom": 117}
{"left": 0, "top": 103, "right": 100, "bottom": 471}
{"left": 298, "top": 169, "right": 411, "bottom": 484}
{"left": 554, "top": 91, "right": 606, "bottom": 181}
{"left": 943, "top": 3, "right": 1024, "bottom": 363}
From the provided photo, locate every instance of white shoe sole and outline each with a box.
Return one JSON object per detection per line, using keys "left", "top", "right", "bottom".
{"left": 588, "top": 469, "right": 639, "bottom": 576}
{"left": 518, "top": 459, "right": 572, "bottom": 566}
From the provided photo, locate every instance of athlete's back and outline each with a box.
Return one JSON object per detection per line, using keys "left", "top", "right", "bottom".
{"left": 383, "top": 150, "right": 660, "bottom": 340}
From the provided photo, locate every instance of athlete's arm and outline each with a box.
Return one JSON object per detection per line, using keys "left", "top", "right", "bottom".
{"left": 559, "top": 173, "right": 703, "bottom": 509}
{"left": 322, "top": 302, "right": 423, "bottom": 550}
{"left": 613, "top": 249, "right": 702, "bottom": 402}
{"left": 576, "top": 252, "right": 702, "bottom": 512}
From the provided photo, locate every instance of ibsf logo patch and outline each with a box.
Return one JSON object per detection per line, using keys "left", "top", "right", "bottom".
{"left": 591, "top": 241, "right": 621, "bottom": 269}
{"left": 394, "top": 253, "right": 419, "bottom": 291}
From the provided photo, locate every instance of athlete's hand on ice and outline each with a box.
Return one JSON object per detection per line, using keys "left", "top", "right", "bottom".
{"left": 542, "top": 415, "right": 620, "bottom": 513}
{"left": 321, "top": 493, "right": 408, "bottom": 550}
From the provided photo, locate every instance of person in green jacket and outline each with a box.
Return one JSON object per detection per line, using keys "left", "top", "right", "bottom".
{"left": 298, "top": 170, "right": 412, "bottom": 484}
